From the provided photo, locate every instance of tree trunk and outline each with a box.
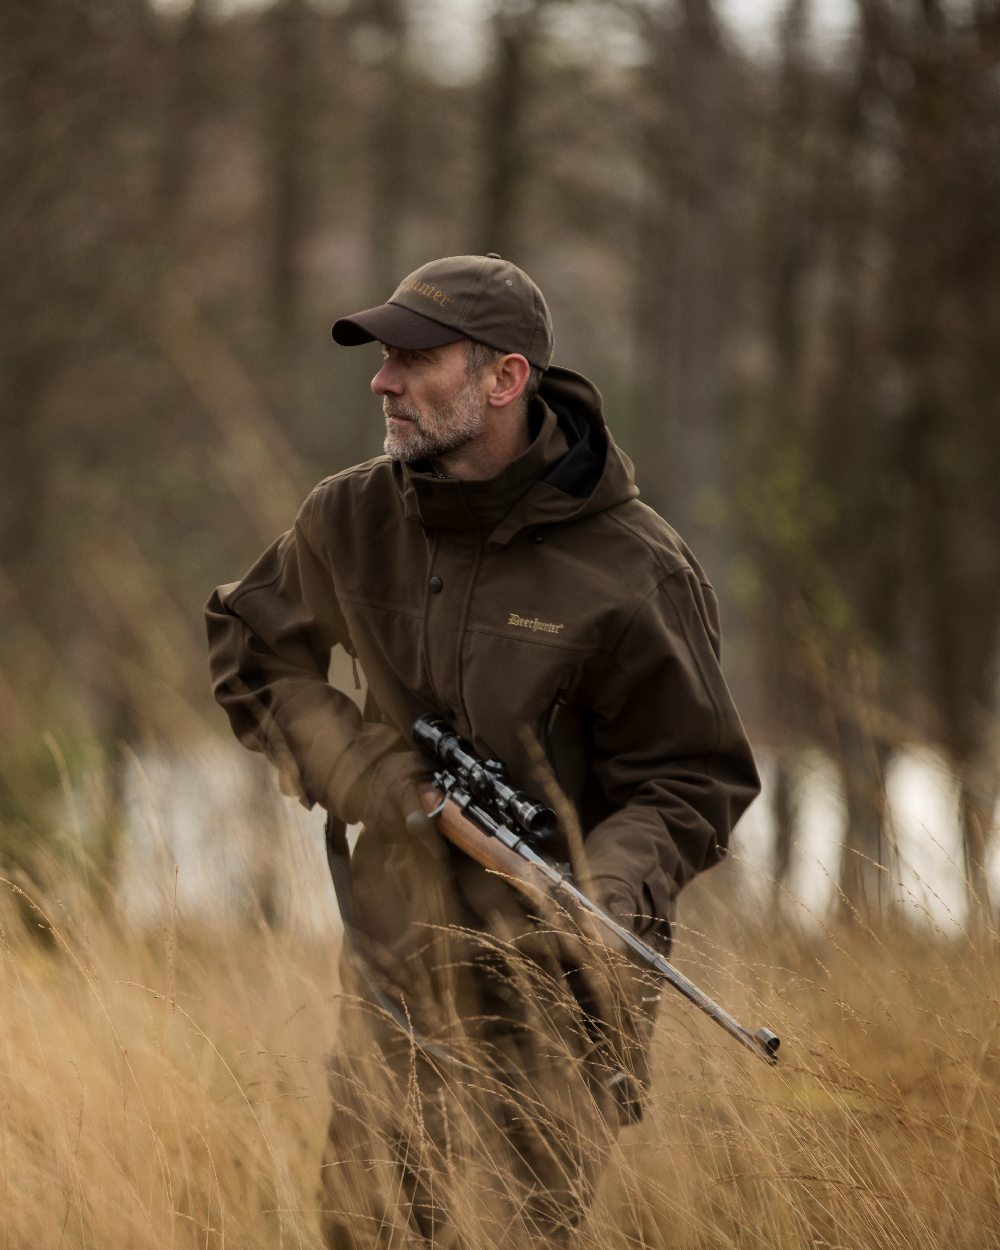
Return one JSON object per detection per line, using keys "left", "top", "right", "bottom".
{"left": 478, "top": 1, "right": 543, "bottom": 256}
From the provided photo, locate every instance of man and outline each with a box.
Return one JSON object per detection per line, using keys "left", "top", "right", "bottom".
{"left": 206, "top": 253, "right": 759, "bottom": 1247}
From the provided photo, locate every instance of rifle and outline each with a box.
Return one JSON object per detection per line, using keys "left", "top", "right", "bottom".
{"left": 411, "top": 713, "right": 781, "bottom": 1067}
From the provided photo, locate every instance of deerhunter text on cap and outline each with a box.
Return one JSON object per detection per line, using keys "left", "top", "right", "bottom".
{"left": 332, "top": 254, "right": 555, "bottom": 370}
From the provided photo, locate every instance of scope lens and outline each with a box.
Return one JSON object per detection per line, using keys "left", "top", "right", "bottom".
{"left": 517, "top": 801, "right": 556, "bottom": 838}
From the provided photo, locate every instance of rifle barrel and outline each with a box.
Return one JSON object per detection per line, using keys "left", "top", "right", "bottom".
{"left": 480, "top": 799, "right": 780, "bottom": 1066}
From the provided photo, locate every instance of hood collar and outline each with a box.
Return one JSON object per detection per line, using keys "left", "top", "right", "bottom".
{"left": 398, "top": 366, "right": 637, "bottom": 544}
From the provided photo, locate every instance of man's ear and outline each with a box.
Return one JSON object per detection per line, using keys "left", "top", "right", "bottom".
{"left": 486, "top": 353, "right": 531, "bottom": 409}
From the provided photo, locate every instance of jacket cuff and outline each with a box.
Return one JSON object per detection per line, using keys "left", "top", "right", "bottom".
{"left": 336, "top": 746, "right": 430, "bottom": 829}
{"left": 591, "top": 876, "right": 643, "bottom": 932}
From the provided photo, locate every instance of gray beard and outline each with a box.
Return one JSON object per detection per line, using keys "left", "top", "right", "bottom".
{"left": 383, "top": 387, "right": 487, "bottom": 463}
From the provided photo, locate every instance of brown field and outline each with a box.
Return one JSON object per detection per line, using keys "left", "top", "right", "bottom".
{"left": 2, "top": 848, "right": 999, "bottom": 1250}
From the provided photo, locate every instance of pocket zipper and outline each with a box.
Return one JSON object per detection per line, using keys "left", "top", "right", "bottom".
{"left": 540, "top": 686, "right": 569, "bottom": 765}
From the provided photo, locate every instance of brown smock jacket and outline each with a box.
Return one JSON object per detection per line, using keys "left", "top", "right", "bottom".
{"left": 206, "top": 366, "right": 758, "bottom": 952}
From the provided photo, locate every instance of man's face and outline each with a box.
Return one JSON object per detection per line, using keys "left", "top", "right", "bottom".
{"left": 372, "top": 340, "right": 490, "bottom": 463}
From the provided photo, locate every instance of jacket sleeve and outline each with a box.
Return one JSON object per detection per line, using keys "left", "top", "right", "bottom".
{"left": 582, "top": 567, "right": 760, "bottom": 933}
{"left": 205, "top": 489, "right": 415, "bottom": 824}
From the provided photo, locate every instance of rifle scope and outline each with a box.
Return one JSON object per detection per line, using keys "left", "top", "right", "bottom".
{"left": 413, "top": 714, "right": 556, "bottom": 840}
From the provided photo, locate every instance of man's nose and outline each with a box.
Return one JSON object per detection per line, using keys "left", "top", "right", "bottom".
{"left": 371, "top": 361, "right": 402, "bottom": 396}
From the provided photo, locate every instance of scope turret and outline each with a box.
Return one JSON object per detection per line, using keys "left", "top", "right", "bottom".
{"left": 412, "top": 714, "right": 556, "bottom": 840}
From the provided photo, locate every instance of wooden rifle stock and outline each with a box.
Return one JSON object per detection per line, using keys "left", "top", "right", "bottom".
{"left": 418, "top": 783, "right": 561, "bottom": 901}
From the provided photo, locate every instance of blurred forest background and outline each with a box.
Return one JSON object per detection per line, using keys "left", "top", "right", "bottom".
{"left": 2, "top": 0, "right": 999, "bottom": 928}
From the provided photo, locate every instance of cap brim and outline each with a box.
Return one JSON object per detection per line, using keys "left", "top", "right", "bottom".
{"left": 332, "top": 302, "right": 465, "bottom": 350}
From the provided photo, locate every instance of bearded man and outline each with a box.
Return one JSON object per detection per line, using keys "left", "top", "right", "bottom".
{"left": 206, "top": 253, "right": 759, "bottom": 1248}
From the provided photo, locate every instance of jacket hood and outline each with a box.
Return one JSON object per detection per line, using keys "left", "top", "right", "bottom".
{"left": 399, "top": 365, "right": 638, "bottom": 546}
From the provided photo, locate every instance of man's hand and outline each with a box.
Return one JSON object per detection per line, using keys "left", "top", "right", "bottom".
{"left": 592, "top": 878, "right": 642, "bottom": 934}
{"left": 358, "top": 751, "right": 448, "bottom": 862}
{"left": 406, "top": 781, "right": 449, "bottom": 862}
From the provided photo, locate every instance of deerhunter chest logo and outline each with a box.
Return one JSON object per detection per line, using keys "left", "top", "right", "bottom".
{"left": 507, "top": 612, "right": 565, "bottom": 636}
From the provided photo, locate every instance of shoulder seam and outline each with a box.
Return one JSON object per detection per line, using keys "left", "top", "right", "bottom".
{"left": 604, "top": 506, "right": 693, "bottom": 578}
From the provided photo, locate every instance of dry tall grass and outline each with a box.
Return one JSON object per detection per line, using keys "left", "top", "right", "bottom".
{"left": 2, "top": 849, "right": 999, "bottom": 1248}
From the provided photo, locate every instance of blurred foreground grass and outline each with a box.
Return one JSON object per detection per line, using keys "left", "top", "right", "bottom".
{"left": 2, "top": 861, "right": 999, "bottom": 1248}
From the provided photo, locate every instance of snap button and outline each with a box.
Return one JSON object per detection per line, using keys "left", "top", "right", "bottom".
{"left": 532, "top": 531, "right": 544, "bottom": 544}
{"left": 429, "top": 576, "right": 444, "bottom": 593}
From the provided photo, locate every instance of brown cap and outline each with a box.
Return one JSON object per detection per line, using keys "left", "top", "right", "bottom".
{"left": 332, "top": 253, "right": 554, "bottom": 369}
